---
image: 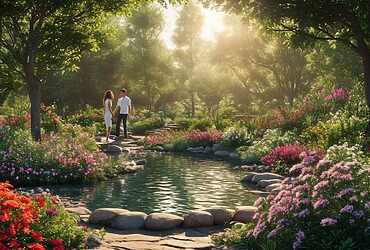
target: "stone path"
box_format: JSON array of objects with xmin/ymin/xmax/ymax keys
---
[{"xmin": 95, "ymin": 226, "xmax": 224, "ymax": 250}]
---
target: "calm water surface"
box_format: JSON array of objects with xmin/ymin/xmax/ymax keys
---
[{"xmin": 45, "ymin": 153, "xmax": 259, "ymax": 215}]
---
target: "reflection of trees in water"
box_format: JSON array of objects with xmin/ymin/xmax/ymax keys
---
[{"xmin": 49, "ymin": 154, "xmax": 259, "ymax": 214}]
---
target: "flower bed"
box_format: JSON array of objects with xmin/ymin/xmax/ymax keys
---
[
  {"xmin": 0, "ymin": 182, "xmax": 89, "ymax": 249},
  {"xmin": 214, "ymin": 154, "xmax": 370, "ymax": 249}
]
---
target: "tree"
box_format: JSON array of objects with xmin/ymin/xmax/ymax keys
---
[
  {"xmin": 213, "ymin": 16, "xmax": 315, "ymax": 107},
  {"xmin": 206, "ymin": 0, "xmax": 370, "ymax": 133},
  {"xmin": 172, "ymin": 3, "xmax": 205, "ymax": 117},
  {"xmin": 0, "ymin": 0, "xmax": 173, "ymax": 141},
  {"xmin": 121, "ymin": 3, "xmax": 174, "ymax": 111}
]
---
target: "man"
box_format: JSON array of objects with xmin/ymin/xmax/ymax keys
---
[{"xmin": 113, "ymin": 88, "xmax": 131, "ymax": 138}]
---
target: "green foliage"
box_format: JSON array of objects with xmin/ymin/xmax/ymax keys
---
[
  {"xmin": 189, "ymin": 118, "xmax": 213, "ymax": 131},
  {"xmin": 130, "ymin": 116, "xmax": 165, "ymax": 135},
  {"xmin": 223, "ymin": 127, "xmax": 251, "ymax": 148},
  {"xmin": 174, "ymin": 117, "xmax": 198, "ymax": 130},
  {"xmin": 68, "ymin": 105, "xmax": 105, "ymax": 135},
  {"xmin": 325, "ymin": 143, "xmax": 367, "ymax": 165}
]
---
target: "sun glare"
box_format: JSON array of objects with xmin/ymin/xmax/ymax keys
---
[{"xmin": 201, "ymin": 9, "xmax": 225, "ymax": 40}]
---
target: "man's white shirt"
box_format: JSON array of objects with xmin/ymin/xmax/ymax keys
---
[{"xmin": 117, "ymin": 96, "xmax": 131, "ymax": 114}]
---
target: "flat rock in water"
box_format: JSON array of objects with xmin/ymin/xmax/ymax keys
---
[
  {"xmin": 251, "ymin": 173, "xmax": 284, "ymax": 183},
  {"xmin": 187, "ymin": 146, "xmax": 204, "ymax": 153},
  {"xmin": 203, "ymin": 146, "xmax": 213, "ymax": 154},
  {"xmin": 241, "ymin": 172, "xmax": 257, "ymax": 182},
  {"xmin": 214, "ymin": 151, "xmax": 231, "ymax": 157},
  {"xmin": 229, "ymin": 153, "xmax": 240, "ymax": 159},
  {"xmin": 125, "ymin": 165, "xmax": 144, "ymax": 173},
  {"xmin": 240, "ymin": 165, "xmax": 258, "ymax": 172},
  {"xmin": 89, "ymin": 208, "xmax": 129, "ymax": 226},
  {"xmin": 145, "ymin": 213, "xmax": 184, "ymax": 230},
  {"xmin": 66, "ymin": 207, "xmax": 91, "ymax": 216},
  {"xmin": 233, "ymin": 206, "xmax": 257, "ymax": 223},
  {"xmin": 203, "ymin": 207, "xmax": 232, "ymax": 225},
  {"xmin": 105, "ymin": 145, "xmax": 123, "ymax": 153},
  {"xmin": 182, "ymin": 211, "xmax": 213, "ymax": 228},
  {"xmin": 111, "ymin": 212, "xmax": 147, "ymax": 230},
  {"xmin": 257, "ymin": 179, "xmax": 282, "ymax": 188},
  {"xmin": 266, "ymin": 183, "xmax": 282, "ymax": 192}
]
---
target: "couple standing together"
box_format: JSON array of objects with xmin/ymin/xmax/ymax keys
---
[{"xmin": 103, "ymin": 88, "xmax": 132, "ymax": 142}]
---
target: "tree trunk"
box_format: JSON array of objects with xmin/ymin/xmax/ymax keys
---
[
  {"xmin": 191, "ymin": 91, "xmax": 195, "ymax": 117},
  {"xmin": 362, "ymin": 52, "xmax": 370, "ymax": 130},
  {"xmin": 26, "ymin": 81, "xmax": 41, "ymax": 141}
]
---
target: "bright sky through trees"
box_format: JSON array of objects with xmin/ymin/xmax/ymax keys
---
[{"xmin": 161, "ymin": 4, "xmax": 225, "ymax": 48}]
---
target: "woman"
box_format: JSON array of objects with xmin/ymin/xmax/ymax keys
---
[{"xmin": 103, "ymin": 90, "xmax": 114, "ymax": 143}]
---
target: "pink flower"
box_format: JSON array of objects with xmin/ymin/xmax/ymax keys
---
[
  {"xmin": 321, "ymin": 218, "xmax": 337, "ymax": 226},
  {"xmin": 340, "ymin": 205, "xmax": 354, "ymax": 213}
]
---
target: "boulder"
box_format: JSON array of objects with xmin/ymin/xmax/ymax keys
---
[
  {"xmin": 240, "ymin": 165, "xmax": 258, "ymax": 172},
  {"xmin": 66, "ymin": 207, "xmax": 91, "ymax": 216},
  {"xmin": 251, "ymin": 173, "xmax": 284, "ymax": 183},
  {"xmin": 125, "ymin": 165, "xmax": 144, "ymax": 173},
  {"xmin": 241, "ymin": 172, "xmax": 257, "ymax": 182},
  {"xmin": 111, "ymin": 212, "xmax": 147, "ymax": 230},
  {"xmin": 182, "ymin": 211, "xmax": 213, "ymax": 228},
  {"xmin": 104, "ymin": 145, "xmax": 123, "ymax": 153},
  {"xmin": 229, "ymin": 153, "xmax": 240, "ymax": 159},
  {"xmin": 203, "ymin": 146, "xmax": 213, "ymax": 154},
  {"xmin": 266, "ymin": 183, "xmax": 282, "ymax": 192},
  {"xmin": 187, "ymin": 146, "xmax": 204, "ymax": 153},
  {"xmin": 203, "ymin": 207, "xmax": 232, "ymax": 225},
  {"xmin": 145, "ymin": 213, "xmax": 184, "ymax": 230},
  {"xmin": 87, "ymin": 234, "xmax": 101, "ymax": 248},
  {"xmin": 257, "ymin": 179, "xmax": 282, "ymax": 188},
  {"xmin": 89, "ymin": 208, "xmax": 129, "ymax": 226},
  {"xmin": 271, "ymin": 188, "xmax": 280, "ymax": 195},
  {"xmin": 233, "ymin": 206, "xmax": 258, "ymax": 223},
  {"xmin": 135, "ymin": 159, "xmax": 147, "ymax": 165},
  {"xmin": 214, "ymin": 151, "xmax": 231, "ymax": 157}
]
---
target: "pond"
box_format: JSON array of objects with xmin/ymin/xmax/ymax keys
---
[{"xmin": 43, "ymin": 153, "xmax": 259, "ymax": 215}]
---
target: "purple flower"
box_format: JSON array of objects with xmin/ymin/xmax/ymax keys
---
[
  {"xmin": 340, "ymin": 205, "xmax": 354, "ymax": 213},
  {"xmin": 299, "ymin": 198, "xmax": 310, "ymax": 206},
  {"xmin": 337, "ymin": 188, "xmax": 353, "ymax": 198},
  {"xmin": 364, "ymin": 202, "xmax": 370, "ymax": 209},
  {"xmin": 46, "ymin": 209, "xmax": 58, "ymax": 216},
  {"xmin": 349, "ymin": 219, "xmax": 355, "ymax": 225},
  {"xmin": 276, "ymin": 218, "xmax": 288, "ymax": 228},
  {"xmin": 293, "ymin": 240, "xmax": 301, "ymax": 249},
  {"xmin": 349, "ymin": 196, "xmax": 358, "ymax": 202},
  {"xmin": 296, "ymin": 209, "xmax": 310, "ymax": 218},
  {"xmin": 296, "ymin": 231, "xmax": 305, "ymax": 242},
  {"xmin": 303, "ymin": 156, "xmax": 316, "ymax": 164},
  {"xmin": 321, "ymin": 218, "xmax": 337, "ymax": 226},
  {"xmin": 267, "ymin": 229, "xmax": 278, "ymax": 238},
  {"xmin": 252, "ymin": 222, "xmax": 266, "ymax": 237},
  {"xmin": 352, "ymin": 210, "xmax": 364, "ymax": 218}
]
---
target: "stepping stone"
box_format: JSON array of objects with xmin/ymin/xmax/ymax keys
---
[
  {"xmin": 203, "ymin": 207, "xmax": 232, "ymax": 225},
  {"xmin": 145, "ymin": 213, "xmax": 184, "ymax": 230},
  {"xmin": 182, "ymin": 211, "xmax": 213, "ymax": 228},
  {"xmin": 257, "ymin": 179, "xmax": 282, "ymax": 188},
  {"xmin": 214, "ymin": 151, "xmax": 231, "ymax": 157},
  {"xmin": 111, "ymin": 212, "xmax": 147, "ymax": 230},
  {"xmin": 104, "ymin": 145, "xmax": 123, "ymax": 153},
  {"xmin": 241, "ymin": 172, "xmax": 257, "ymax": 182},
  {"xmin": 233, "ymin": 206, "xmax": 257, "ymax": 223},
  {"xmin": 66, "ymin": 207, "xmax": 91, "ymax": 216},
  {"xmin": 251, "ymin": 173, "xmax": 285, "ymax": 183},
  {"xmin": 266, "ymin": 183, "xmax": 281, "ymax": 192},
  {"xmin": 89, "ymin": 208, "xmax": 129, "ymax": 226}
]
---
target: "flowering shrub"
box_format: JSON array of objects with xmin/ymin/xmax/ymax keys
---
[
  {"xmin": 185, "ymin": 130, "xmax": 223, "ymax": 146},
  {"xmin": 0, "ymin": 182, "xmax": 88, "ymax": 249},
  {"xmin": 325, "ymin": 143, "xmax": 366, "ymax": 164},
  {"xmin": 68, "ymin": 105, "xmax": 105, "ymax": 135},
  {"xmin": 261, "ymin": 144, "xmax": 306, "ymax": 174},
  {"xmin": 223, "ymin": 127, "xmax": 251, "ymax": 148},
  {"xmin": 0, "ymin": 122, "xmax": 112, "ymax": 185},
  {"xmin": 214, "ymin": 155, "xmax": 370, "ymax": 249},
  {"xmin": 257, "ymin": 87, "xmax": 351, "ymax": 131},
  {"xmin": 41, "ymin": 105, "xmax": 63, "ymax": 133}
]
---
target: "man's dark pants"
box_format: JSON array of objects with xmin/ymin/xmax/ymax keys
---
[{"xmin": 116, "ymin": 114, "xmax": 128, "ymax": 138}]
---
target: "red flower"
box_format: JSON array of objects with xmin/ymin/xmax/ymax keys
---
[
  {"xmin": 9, "ymin": 239, "xmax": 21, "ymax": 248},
  {"xmin": 28, "ymin": 243, "xmax": 45, "ymax": 250},
  {"xmin": 32, "ymin": 230, "xmax": 43, "ymax": 242},
  {"xmin": 49, "ymin": 239, "xmax": 63, "ymax": 246},
  {"xmin": 309, "ymin": 105, "xmax": 315, "ymax": 112}
]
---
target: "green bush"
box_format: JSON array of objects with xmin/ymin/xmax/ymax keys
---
[
  {"xmin": 68, "ymin": 105, "xmax": 105, "ymax": 135},
  {"xmin": 223, "ymin": 127, "xmax": 252, "ymax": 148},
  {"xmin": 130, "ymin": 116, "xmax": 165, "ymax": 135},
  {"xmin": 174, "ymin": 117, "xmax": 198, "ymax": 129},
  {"xmin": 189, "ymin": 118, "xmax": 213, "ymax": 131}
]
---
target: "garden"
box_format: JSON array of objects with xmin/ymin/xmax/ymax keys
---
[{"xmin": 1, "ymin": 0, "xmax": 370, "ymax": 249}]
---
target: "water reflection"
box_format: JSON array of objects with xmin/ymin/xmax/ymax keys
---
[{"xmin": 46, "ymin": 153, "xmax": 259, "ymax": 215}]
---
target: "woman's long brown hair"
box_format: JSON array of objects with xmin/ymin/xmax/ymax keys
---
[{"xmin": 103, "ymin": 90, "xmax": 114, "ymax": 107}]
